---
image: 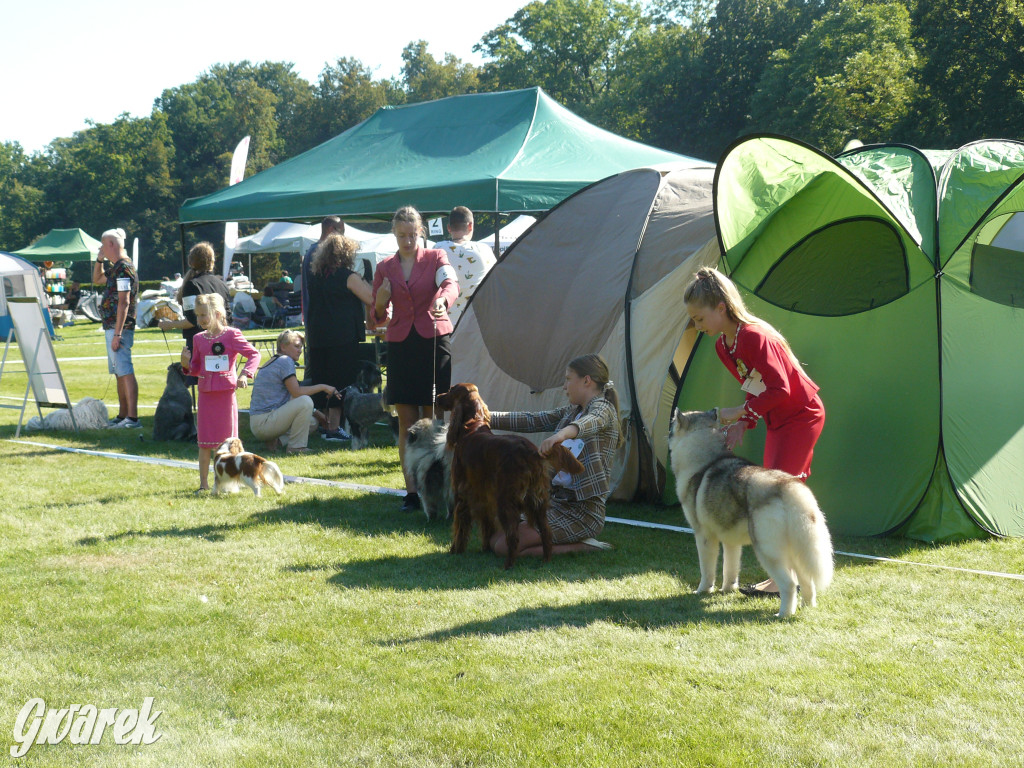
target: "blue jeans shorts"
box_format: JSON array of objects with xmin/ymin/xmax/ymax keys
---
[{"xmin": 105, "ymin": 328, "xmax": 135, "ymax": 376}]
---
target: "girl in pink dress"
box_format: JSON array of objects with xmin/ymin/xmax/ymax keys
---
[{"xmin": 181, "ymin": 293, "xmax": 260, "ymax": 493}]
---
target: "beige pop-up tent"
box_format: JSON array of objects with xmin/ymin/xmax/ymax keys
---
[{"xmin": 450, "ymin": 163, "xmax": 718, "ymax": 500}]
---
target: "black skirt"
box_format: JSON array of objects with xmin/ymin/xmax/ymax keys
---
[{"xmin": 386, "ymin": 328, "xmax": 452, "ymax": 406}]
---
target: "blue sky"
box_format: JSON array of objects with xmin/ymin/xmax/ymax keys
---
[{"xmin": 1, "ymin": 0, "xmax": 527, "ymax": 153}]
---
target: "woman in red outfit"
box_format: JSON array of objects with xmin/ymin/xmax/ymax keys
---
[
  {"xmin": 372, "ymin": 206, "xmax": 460, "ymax": 512},
  {"xmin": 683, "ymin": 266, "xmax": 825, "ymax": 596}
]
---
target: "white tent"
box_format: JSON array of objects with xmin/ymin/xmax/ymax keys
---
[
  {"xmin": 475, "ymin": 215, "xmax": 537, "ymax": 255},
  {"xmin": 450, "ymin": 164, "xmax": 718, "ymax": 501},
  {"xmin": 233, "ymin": 221, "xmax": 411, "ymax": 280},
  {"xmin": 1, "ymin": 252, "xmax": 54, "ymax": 339}
]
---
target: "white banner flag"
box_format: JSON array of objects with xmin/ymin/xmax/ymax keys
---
[
  {"xmin": 132, "ymin": 237, "xmax": 139, "ymax": 271},
  {"xmin": 223, "ymin": 135, "xmax": 251, "ymax": 279}
]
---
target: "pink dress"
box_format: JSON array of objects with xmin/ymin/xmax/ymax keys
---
[{"xmin": 189, "ymin": 328, "xmax": 260, "ymax": 449}]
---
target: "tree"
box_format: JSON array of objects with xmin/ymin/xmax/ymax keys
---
[
  {"xmin": 678, "ymin": 0, "xmax": 836, "ymax": 159},
  {"xmin": 155, "ymin": 62, "xmax": 286, "ymax": 205},
  {"xmin": 0, "ymin": 142, "xmax": 46, "ymax": 251},
  {"xmin": 38, "ymin": 114, "xmax": 179, "ymax": 278},
  {"xmin": 751, "ymin": 0, "xmax": 918, "ymax": 153},
  {"xmin": 303, "ymin": 58, "xmax": 403, "ymax": 149},
  {"xmin": 910, "ymin": 0, "xmax": 1024, "ymax": 146},
  {"xmin": 475, "ymin": 0, "xmax": 650, "ymax": 121},
  {"xmin": 401, "ymin": 41, "xmax": 480, "ymax": 103}
]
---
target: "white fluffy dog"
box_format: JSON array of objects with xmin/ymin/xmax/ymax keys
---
[
  {"xmin": 212, "ymin": 438, "xmax": 285, "ymax": 497},
  {"xmin": 26, "ymin": 397, "xmax": 109, "ymax": 431}
]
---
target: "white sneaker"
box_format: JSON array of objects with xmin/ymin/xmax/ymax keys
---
[{"xmin": 112, "ymin": 418, "xmax": 142, "ymax": 429}]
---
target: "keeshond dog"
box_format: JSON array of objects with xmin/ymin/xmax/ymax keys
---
[
  {"xmin": 668, "ymin": 409, "xmax": 833, "ymax": 618},
  {"xmin": 404, "ymin": 418, "xmax": 452, "ymax": 521}
]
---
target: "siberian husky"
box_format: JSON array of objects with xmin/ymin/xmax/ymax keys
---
[{"xmin": 668, "ymin": 409, "xmax": 833, "ymax": 618}]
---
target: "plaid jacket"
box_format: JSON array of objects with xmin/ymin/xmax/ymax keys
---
[{"xmin": 490, "ymin": 397, "xmax": 620, "ymax": 501}]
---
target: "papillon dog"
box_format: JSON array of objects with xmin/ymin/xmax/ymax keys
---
[{"xmin": 213, "ymin": 438, "xmax": 285, "ymax": 497}]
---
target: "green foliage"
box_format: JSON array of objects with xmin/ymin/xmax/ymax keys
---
[
  {"xmin": 303, "ymin": 57, "xmax": 403, "ymax": 150},
  {"xmin": 401, "ymin": 41, "xmax": 481, "ymax": 103},
  {"xmin": 0, "ymin": 141, "xmax": 46, "ymax": 250},
  {"xmin": 909, "ymin": 0, "xmax": 1024, "ymax": 146},
  {"xmin": 752, "ymin": 0, "xmax": 919, "ymax": 153},
  {"xmin": 476, "ymin": 0, "xmax": 650, "ymax": 122},
  {"xmin": 3, "ymin": 0, "xmax": 1024, "ymax": 283}
]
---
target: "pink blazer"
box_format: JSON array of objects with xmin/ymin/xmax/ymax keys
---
[
  {"xmin": 371, "ymin": 247, "xmax": 460, "ymax": 342},
  {"xmin": 189, "ymin": 328, "xmax": 261, "ymax": 393}
]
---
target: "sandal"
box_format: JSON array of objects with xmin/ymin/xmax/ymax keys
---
[
  {"xmin": 193, "ymin": 487, "xmax": 210, "ymax": 496},
  {"xmin": 581, "ymin": 537, "xmax": 614, "ymax": 551}
]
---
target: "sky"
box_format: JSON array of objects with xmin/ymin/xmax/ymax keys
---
[{"xmin": 1, "ymin": 0, "xmax": 529, "ymax": 153}]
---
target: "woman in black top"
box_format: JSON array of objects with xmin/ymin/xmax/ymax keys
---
[
  {"xmin": 307, "ymin": 233, "xmax": 374, "ymax": 439},
  {"xmin": 158, "ymin": 242, "xmax": 231, "ymax": 351}
]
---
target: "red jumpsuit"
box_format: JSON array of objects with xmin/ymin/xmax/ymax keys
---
[{"xmin": 716, "ymin": 323, "xmax": 824, "ymax": 479}]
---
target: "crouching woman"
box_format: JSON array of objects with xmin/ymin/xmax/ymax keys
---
[
  {"xmin": 489, "ymin": 353, "xmax": 622, "ymax": 558},
  {"xmin": 249, "ymin": 330, "xmax": 339, "ymax": 455}
]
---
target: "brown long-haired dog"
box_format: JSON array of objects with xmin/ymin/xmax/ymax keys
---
[{"xmin": 436, "ymin": 383, "xmax": 585, "ymax": 569}]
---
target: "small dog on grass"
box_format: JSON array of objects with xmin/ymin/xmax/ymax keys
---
[
  {"xmin": 404, "ymin": 418, "xmax": 452, "ymax": 521},
  {"xmin": 668, "ymin": 409, "xmax": 833, "ymax": 618},
  {"xmin": 26, "ymin": 396, "xmax": 109, "ymax": 431},
  {"xmin": 153, "ymin": 362, "xmax": 196, "ymax": 442},
  {"xmin": 339, "ymin": 385, "xmax": 400, "ymax": 450},
  {"xmin": 212, "ymin": 438, "xmax": 285, "ymax": 497}
]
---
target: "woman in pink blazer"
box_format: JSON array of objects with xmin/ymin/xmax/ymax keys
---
[{"xmin": 372, "ymin": 206, "xmax": 460, "ymax": 512}]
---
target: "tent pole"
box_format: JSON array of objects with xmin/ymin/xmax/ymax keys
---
[{"xmin": 179, "ymin": 225, "xmax": 188, "ymax": 275}]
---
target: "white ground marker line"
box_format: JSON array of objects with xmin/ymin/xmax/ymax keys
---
[{"xmin": 7, "ymin": 439, "xmax": 1024, "ymax": 581}]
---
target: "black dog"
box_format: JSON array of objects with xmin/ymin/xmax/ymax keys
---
[
  {"xmin": 153, "ymin": 362, "xmax": 196, "ymax": 441},
  {"xmin": 354, "ymin": 360, "xmax": 383, "ymax": 393}
]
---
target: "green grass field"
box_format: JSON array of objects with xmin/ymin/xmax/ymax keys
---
[{"xmin": 1, "ymin": 322, "xmax": 1023, "ymax": 767}]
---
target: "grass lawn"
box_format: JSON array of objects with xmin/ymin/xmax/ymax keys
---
[{"xmin": 1, "ymin": 322, "xmax": 1023, "ymax": 766}]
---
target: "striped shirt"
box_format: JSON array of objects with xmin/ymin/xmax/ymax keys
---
[{"xmin": 490, "ymin": 396, "xmax": 620, "ymax": 501}]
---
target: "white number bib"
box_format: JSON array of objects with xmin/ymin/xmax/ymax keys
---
[
  {"xmin": 740, "ymin": 369, "xmax": 767, "ymax": 396},
  {"xmin": 116, "ymin": 277, "xmax": 132, "ymax": 292},
  {"xmin": 552, "ymin": 438, "xmax": 585, "ymax": 488},
  {"xmin": 182, "ymin": 295, "xmax": 196, "ymax": 311},
  {"xmin": 205, "ymin": 355, "xmax": 230, "ymax": 372}
]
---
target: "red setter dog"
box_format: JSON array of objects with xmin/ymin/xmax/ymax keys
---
[{"xmin": 436, "ymin": 383, "xmax": 585, "ymax": 569}]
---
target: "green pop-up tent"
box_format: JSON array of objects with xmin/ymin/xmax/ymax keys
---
[
  {"xmin": 13, "ymin": 229, "xmax": 101, "ymax": 263},
  {"xmin": 178, "ymin": 87, "xmax": 693, "ymax": 224},
  {"xmin": 671, "ymin": 135, "xmax": 1024, "ymax": 541}
]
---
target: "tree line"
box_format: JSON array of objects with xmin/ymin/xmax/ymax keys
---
[{"xmin": 2, "ymin": 0, "xmax": 1022, "ymax": 279}]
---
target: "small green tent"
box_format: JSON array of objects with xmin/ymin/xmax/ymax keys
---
[
  {"xmin": 178, "ymin": 88, "xmax": 692, "ymax": 224},
  {"xmin": 671, "ymin": 135, "xmax": 1024, "ymax": 541},
  {"xmin": 13, "ymin": 229, "xmax": 101, "ymax": 263}
]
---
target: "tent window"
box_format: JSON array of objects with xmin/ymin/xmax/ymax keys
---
[
  {"xmin": 971, "ymin": 212, "xmax": 1024, "ymax": 307},
  {"xmin": 756, "ymin": 218, "xmax": 909, "ymax": 316}
]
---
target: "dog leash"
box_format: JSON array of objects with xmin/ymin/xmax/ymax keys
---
[{"xmin": 431, "ymin": 318, "xmax": 439, "ymax": 422}]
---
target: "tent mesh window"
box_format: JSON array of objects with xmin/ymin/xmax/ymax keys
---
[
  {"xmin": 971, "ymin": 244, "xmax": 1024, "ymax": 307},
  {"xmin": 756, "ymin": 217, "xmax": 909, "ymax": 316}
]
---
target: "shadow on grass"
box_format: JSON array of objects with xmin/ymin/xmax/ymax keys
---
[
  {"xmin": 393, "ymin": 592, "xmax": 783, "ymax": 641},
  {"xmin": 75, "ymin": 491, "xmax": 452, "ymax": 547}
]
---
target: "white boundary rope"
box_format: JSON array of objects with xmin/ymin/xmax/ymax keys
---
[{"xmin": 7, "ymin": 439, "xmax": 1024, "ymax": 582}]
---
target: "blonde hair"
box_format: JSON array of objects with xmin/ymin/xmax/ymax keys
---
[
  {"xmin": 683, "ymin": 267, "xmax": 797, "ymax": 361},
  {"xmin": 277, "ymin": 329, "xmax": 304, "ymax": 352},
  {"xmin": 567, "ymin": 353, "xmax": 624, "ymax": 447},
  {"xmin": 195, "ymin": 292, "xmax": 227, "ymax": 323},
  {"xmin": 392, "ymin": 205, "xmax": 424, "ymax": 235},
  {"xmin": 178, "ymin": 242, "xmax": 217, "ymax": 302},
  {"xmin": 312, "ymin": 233, "xmax": 358, "ymax": 275}
]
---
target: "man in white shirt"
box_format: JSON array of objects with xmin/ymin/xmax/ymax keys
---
[{"xmin": 432, "ymin": 206, "xmax": 496, "ymax": 328}]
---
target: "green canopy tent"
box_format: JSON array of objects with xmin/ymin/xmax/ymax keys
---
[
  {"xmin": 13, "ymin": 229, "xmax": 101, "ymax": 263},
  {"xmin": 178, "ymin": 87, "xmax": 693, "ymax": 225},
  {"xmin": 670, "ymin": 135, "xmax": 1024, "ymax": 541}
]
